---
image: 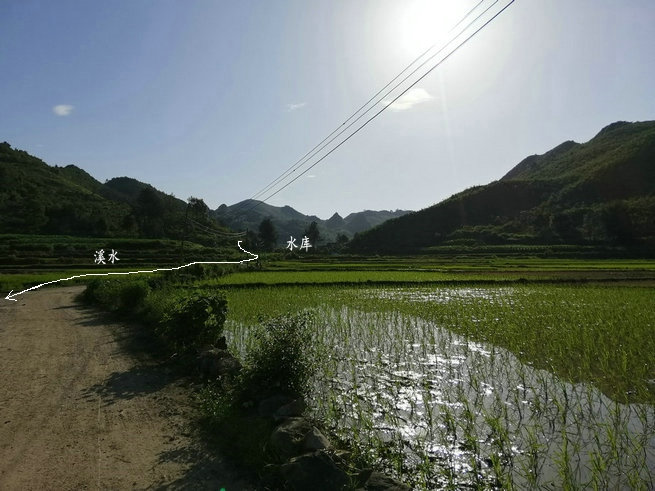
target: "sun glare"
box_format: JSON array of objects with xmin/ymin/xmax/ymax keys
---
[{"xmin": 400, "ymin": 0, "xmax": 468, "ymax": 56}]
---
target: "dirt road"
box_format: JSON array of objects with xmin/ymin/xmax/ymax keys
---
[{"xmin": 0, "ymin": 286, "xmax": 251, "ymax": 490}]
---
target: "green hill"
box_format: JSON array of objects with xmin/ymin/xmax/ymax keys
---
[
  {"xmin": 0, "ymin": 142, "xmax": 225, "ymax": 243},
  {"xmin": 0, "ymin": 142, "xmax": 132, "ymax": 236},
  {"xmin": 0, "ymin": 142, "xmax": 408, "ymax": 253},
  {"xmin": 349, "ymin": 120, "xmax": 655, "ymax": 254}
]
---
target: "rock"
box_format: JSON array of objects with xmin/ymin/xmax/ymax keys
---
[
  {"xmin": 332, "ymin": 448, "xmax": 352, "ymax": 464},
  {"xmin": 270, "ymin": 417, "xmax": 332, "ymax": 459},
  {"xmin": 303, "ymin": 426, "xmax": 331, "ymax": 451},
  {"xmin": 274, "ymin": 398, "xmax": 307, "ymax": 420},
  {"xmin": 362, "ymin": 471, "xmax": 411, "ymax": 491},
  {"xmin": 261, "ymin": 463, "xmax": 282, "ymax": 488},
  {"xmin": 217, "ymin": 354, "xmax": 242, "ymax": 375},
  {"xmin": 280, "ymin": 450, "xmax": 349, "ymax": 491},
  {"xmin": 216, "ymin": 336, "xmax": 228, "ymax": 350},
  {"xmin": 197, "ymin": 348, "xmax": 242, "ymax": 379},
  {"xmin": 258, "ymin": 394, "xmax": 294, "ymax": 417},
  {"xmin": 269, "ymin": 417, "xmax": 313, "ymax": 459}
]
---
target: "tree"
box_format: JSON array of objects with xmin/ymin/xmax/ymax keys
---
[
  {"xmin": 258, "ymin": 217, "xmax": 277, "ymax": 251},
  {"xmin": 136, "ymin": 187, "xmax": 165, "ymax": 237},
  {"xmin": 187, "ymin": 196, "xmax": 209, "ymax": 221},
  {"xmin": 136, "ymin": 187, "xmax": 164, "ymax": 219},
  {"xmin": 304, "ymin": 221, "xmax": 320, "ymax": 249},
  {"xmin": 602, "ymin": 202, "xmax": 635, "ymax": 244}
]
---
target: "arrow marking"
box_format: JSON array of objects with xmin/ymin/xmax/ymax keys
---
[{"xmin": 4, "ymin": 241, "xmax": 258, "ymax": 302}]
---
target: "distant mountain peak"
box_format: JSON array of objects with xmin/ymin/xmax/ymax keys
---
[
  {"xmin": 326, "ymin": 212, "xmax": 344, "ymax": 226},
  {"xmin": 211, "ymin": 201, "xmax": 412, "ymax": 245},
  {"xmin": 593, "ymin": 121, "xmax": 631, "ymax": 139},
  {"xmin": 502, "ymin": 140, "xmax": 579, "ymax": 181}
]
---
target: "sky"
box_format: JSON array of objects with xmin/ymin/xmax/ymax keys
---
[{"xmin": 2, "ymin": 0, "xmax": 654, "ymax": 219}]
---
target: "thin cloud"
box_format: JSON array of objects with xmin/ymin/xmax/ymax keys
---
[
  {"xmin": 286, "ymin": 102, "xmax": 307, "ymax": 112},
  {"xmin": 383, "ymin": 88, "xmax": 433, "ymax": 111},
  {"xmin": 53, "ymin": 104, "xmax": 74, "ymax": 116}
]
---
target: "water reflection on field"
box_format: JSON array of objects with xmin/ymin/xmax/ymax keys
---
[{"xmin": 228, "ymin": 286, "xmax": 655, "ymax": 488}]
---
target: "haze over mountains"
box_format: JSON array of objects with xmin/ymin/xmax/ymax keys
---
[
  {"xmin": 350, "ymin": 120, "xmax": 655, "ymax": 253},
  {"xmin": 213, "ymin": 201, "xmax": 410, "ymax": 245}
]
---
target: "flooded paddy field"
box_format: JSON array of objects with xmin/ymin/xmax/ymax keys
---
[{"xmin": 223, "ymin": 285, "xmax": 655, "ymax": 488}]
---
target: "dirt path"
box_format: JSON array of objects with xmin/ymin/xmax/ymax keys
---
[{"xmin": 0, "ymin": 286, "xmax": 251, "ymax": 490}]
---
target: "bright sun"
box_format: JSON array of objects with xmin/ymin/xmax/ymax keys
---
[{"xmin": 400, "ymin": 0, "xmax": 469, "ymax": 56}]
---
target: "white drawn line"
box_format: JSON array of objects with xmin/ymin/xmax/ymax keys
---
[{"xmin": 4, "ymin": 241, "xmax": 258, "ymax": 302}]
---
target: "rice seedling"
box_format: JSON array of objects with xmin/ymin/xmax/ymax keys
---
[{"xmin": 220, "ymin": 283, "xmax": 655, "ymax": 488}]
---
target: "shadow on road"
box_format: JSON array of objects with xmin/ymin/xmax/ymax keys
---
[
  {"xmin": 81, "ymin": 364, "xmax": 181, "ymax": 407},
  {"xmin": 72, "ymin": 294, "xmax": 255, "ymax": 489},
  {"xmin": 75, "ymin": 304, "xmax": 184, "ymax": 406}
]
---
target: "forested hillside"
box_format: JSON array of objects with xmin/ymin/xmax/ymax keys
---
[
  {"xmin": 0, "ymin": 142, "xmax": 223, "ymax": 243},
  {"xmin": 349, "ymin": 120, "xmax": 655, "ymax": 253}
]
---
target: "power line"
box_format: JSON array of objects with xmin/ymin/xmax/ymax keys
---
[
  {"xmin": 186, "ymin": 216, "xmax": 246, "ymax": 237},
  {"xmin": 247, "ymin": 0, "xmax": 516, "ymax": 209},
  {"xmin": 240, "ymin": 0, "xmax": 513, "ymax": 216},
  {"xmin": 232, "ymin": 1, "xmax": 487, "ymax": 214}
]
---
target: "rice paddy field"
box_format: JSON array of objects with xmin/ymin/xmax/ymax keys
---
[{"xmin": 215, "ymin": 267, "xmax": 655, "ymax": 489}]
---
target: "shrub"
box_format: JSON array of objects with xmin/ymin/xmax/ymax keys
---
[
  {"xmin": 159, "ymin": 291, "xmax": 228, "ymax": 352},
  {"xmin": 82, "ymin": 277, "xmax": 150, "ymax": 312},
  {"xmin": 82, "ymin": 278, "xmax": 122, "ymax": 309},
  {"xmin": 241, "ymin": 312, "xmax": 315, "ymax": 398},
  {"xmin": 82, "ymin": 278, "xmax": 229, "ymax": 354},
  {"xmin": 117, "ymin": 279, "xmax": 150, "ymax": 312}
]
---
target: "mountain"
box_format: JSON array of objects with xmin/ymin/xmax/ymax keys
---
[
  {"xmin": 0, "ymin": 142, "xmax": 410, "ymax": 247},
  {"xmin": 0, "ymin": 142, "xmax": 219, "ymax": 241},
  {"xmin": 349, "ymin": 120, "xmax": 655, "ymax": 253},
  {"xmin": 212, "ymin": 200, "xmax": 411, "ymax": 245}
]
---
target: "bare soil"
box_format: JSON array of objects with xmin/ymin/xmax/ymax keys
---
[{"xmin": 0, "ymin": 286, "xmax": 252, "ymax": 490}]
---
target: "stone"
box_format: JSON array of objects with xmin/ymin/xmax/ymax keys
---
[
  {"xmin": 197, "ymin": 348, "xmax": 242, "ymax": 379},
  {"xmin": 363, "ymin": 471, "xmax": 411, "ymax": 491},
  {"xmin": 269, "ymin": 417, "xmax": 313, "ymax": 460},
  {"xmin": 274, "ymin": 398, "xmax": 307, "ymax": 420},
  {"xmin": 303, "ymin": 426, "xmax": 331, "ymax": 452},
  {"xmin": 258, "ymin": 394, "xmax": 294, "ymax": 417},
  {"xmin": 280, "ymin": 450, "xmax": 349, "ymax": 491},
  {"xmin": 215, "ymin": 353, "xmax": 242, "ymax": 375},
  {"xmin": 216, "ymin": 335, "xmax": 228, "ymax": 350}
]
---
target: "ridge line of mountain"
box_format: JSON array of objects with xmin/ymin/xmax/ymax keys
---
[{"xmin": 348, "ymin": 119, "xmax": 655, "ymax": 253}]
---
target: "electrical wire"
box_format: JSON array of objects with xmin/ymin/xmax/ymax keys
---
[
  {"xmin": 231, "ymin": 0, "xmax": 487, "ymax": 213},
  {"xmin": 186, "ymin": 216, "xmax": 246, "ymax": 237},
  {"xmin": 240, "ymin": 0, "xmax": 514, "ymax": 215}
]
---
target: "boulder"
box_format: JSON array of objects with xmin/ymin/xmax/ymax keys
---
[
  {"xmin": 270, "ymin": 417, "xmax": 332, "ymax": 460},
  {"xmin": 303, "ymin": 426, "xmax": 331, "ymax": 452},
  {"xmin": 274, "ymin": 398, "xmax": 307, "ymax": 420},
  {"xmin": 258, "ymin": 394, "xmax": 294, "ymax": 417},
  {"xmin": 361, "ymin": 470, "xmax": 411, "ymax": 491},
  {"xmin": 280, "ymin": 450, "xmax": 349, "ymax": 491},
  {"xmin": 269, "ymin": 417, "xmax": 313, "ymax": 459},
  {"xmin": 197, "ymin": 348, "xmax": 242, "ymax": 379}
]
